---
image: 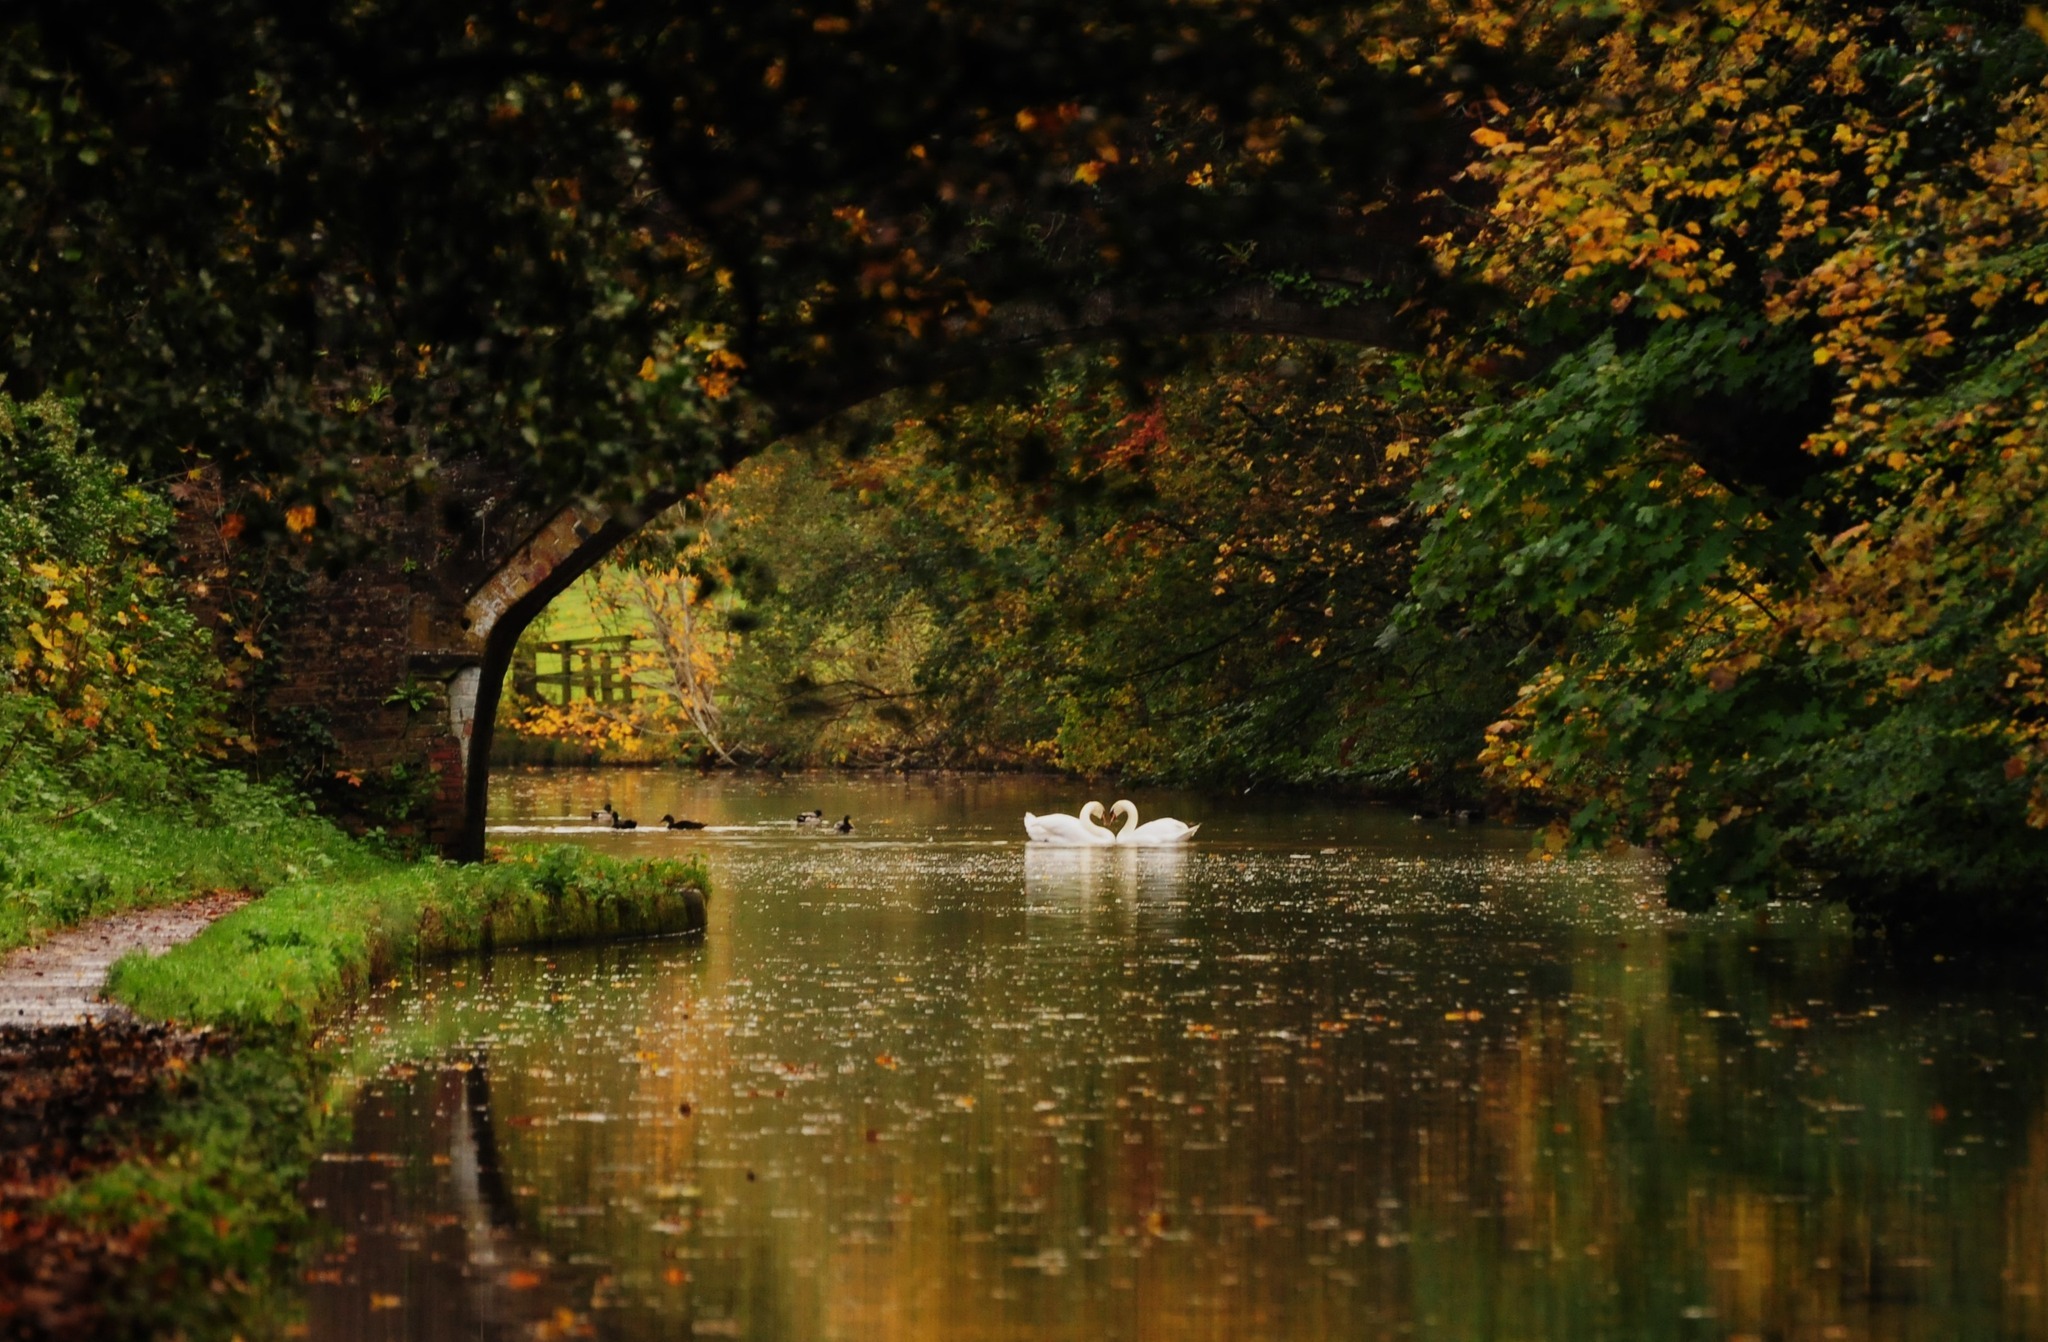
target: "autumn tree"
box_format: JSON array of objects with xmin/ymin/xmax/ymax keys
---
[
  {"xmin": 1405, "ymin": 1, "xmax": 2048, "ymax": 920},
  {"xmin": 0, "ymin": 396, "xmax": 220, "ymax": 810},
  {"xmin": 498, "ymin": 507, "xmax": 735, "ymax": 762}
]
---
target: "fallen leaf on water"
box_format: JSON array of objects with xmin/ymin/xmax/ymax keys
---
[
  {"xmin": 875, "ymin": 1053, "xmax": 898, "ymax": 1069},
  {"xmin": 370, "ymin": 1293, "xmax": 402, "ymax": 1310},
  {"xmin": 507, "ymin": 1269, "xmax": 543, "ymax": 1290}
]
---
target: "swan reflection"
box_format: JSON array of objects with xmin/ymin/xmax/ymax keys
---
[{"xmin": 1024, "ymin": 842, "xmax": 1194, "ymax": 905}]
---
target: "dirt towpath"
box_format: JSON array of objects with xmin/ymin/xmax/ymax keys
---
[{"xmin": 0, "ymin": 892, "xmax": 249, "ymax": 1027}]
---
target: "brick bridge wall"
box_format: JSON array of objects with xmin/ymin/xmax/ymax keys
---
[{"xmin": 245, "ymin": 458, "xmax": 656, "ymax": 858}]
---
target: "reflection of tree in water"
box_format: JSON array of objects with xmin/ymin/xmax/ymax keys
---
[
  {"xmin": 1397, "ymin": 935, "xmax": 2048, "ymax": 1342},
  {"xmin": 301, "ymin": 840, "xmax": 2048, "ymax": 1342},
  {"xmin": 307, "ymin": 1050, "xmax": 595, "ymax": 1342}
]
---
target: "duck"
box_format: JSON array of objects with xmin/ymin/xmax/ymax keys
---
[
  {"xmin": 611, "ymin": 814, "xmax": 638, "ymax": 830},
  {"xmin": 592, "ymin": 806, "xmax": 617, "ymax": 826},
  {"xmin": 1023, "ymin": 801, "xmax": 1116, "ymax": 846},
  {"xmin": 1108, "ymin": 799, "xmax": 1200, "ymax": 845},
  {"xmin": 659, "ymin": 814, "xmax": 706, "ymax": 830},
  {"xmin": 835, "ymin": 815, "xmax": 854, "ymax": 833},
  {"xmin": 796, "ymin": 809, "xmax": 825, "ymax": 825}
]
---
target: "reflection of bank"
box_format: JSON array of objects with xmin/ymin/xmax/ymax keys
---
[
  {"xmin": 1024, "ymin": 843, "xmax": 1195, "ymax": 907},
  {"xmin": 307, "ymin": 1049, "xmax": 592, "ymax": 1342}
]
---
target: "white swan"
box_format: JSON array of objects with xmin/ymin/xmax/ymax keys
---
[
  {"xmin": 1023, "ymin": 800, "xmax": 1116, "ymax": 846},
  {"xmin": 1109, "ymin": 799, "xmax": 1200, "ymax": 845}
]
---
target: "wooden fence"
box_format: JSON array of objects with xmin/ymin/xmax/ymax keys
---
[{"xmin": 511, "ymin": 634, "xmax": 638, "ymax": 706}]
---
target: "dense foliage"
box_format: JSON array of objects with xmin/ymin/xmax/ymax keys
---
[
  {"xmin": 503, "ymin": 339, "xmax": 1515, "ymax": 800},
  {"xmin": 2, "ymin": 0, "xmax": 2046, "ymax": 920},
  {"xmin": 1406, "ymin": 1, "xmax": 2048, "ymax": 915},
  {"xmin": 498, "ymin": 3, "xmax": 2048, "ymax": 918},
  {"xmin": 0, "ymin": 395, "xmax": 220, "ymax": 814},
  {"xmin": 0, "ymin": 0, "xmax": 1457, "ymax": 532}
]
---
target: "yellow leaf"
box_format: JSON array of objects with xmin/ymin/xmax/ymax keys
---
[
  {"xmin": 285, "ymin": 504, "xmax": 317, "ymax": 534},
  {"xmin": 43, "ymin": 590, "xmax": 68, "ymax": 610},
  {"xmin": 2028, "ymin": 7, "xmax": 2048, "ymax": 44},
  {"xmin": 1073, "ymin": 161, "xmax": 1103, "ymax": 185},
  {"xmin": 638, "ymin": 356, "xmax": 660, "ymax": 381}
]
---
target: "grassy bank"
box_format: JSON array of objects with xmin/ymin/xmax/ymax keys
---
[
  {"xmin": 0, "ymin": 775, "xmax": 360, "ymax": 955},
  {"xmin": 107, "ymin": 841, "xmax": 707, "ymax": 1033},
  {"xmin": 4, "ymin": 796, "xmax": 707, "ymax": 1341}
]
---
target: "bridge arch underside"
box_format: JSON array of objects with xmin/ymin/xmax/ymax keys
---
[
  {"xmin": 451, "ymin": 502, "xmax": 661, "ymax": 857},
  {"xmin": 311, "ymin": 310, "xmax": 1413, "ymax": 859}
]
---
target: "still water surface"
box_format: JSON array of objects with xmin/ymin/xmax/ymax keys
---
[{"xmin": 305, "ymin": 770, "xmax": 2048, "ymax": 1341}]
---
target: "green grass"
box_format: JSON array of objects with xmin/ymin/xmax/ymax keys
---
[
  {"xmin": 0, "ymin": 773, "xmax": 358, "ymax": 953},
  {"xmin": 526, "ymin": 567, "xmax": 655, "ymax": 644},
  {"xmin": 6, "ymin": 776, "xmax": 710, "ymax": 1340},
  {"xmin": 107, "ymin": 842, "xmax": 708, "ymax": 1034}
]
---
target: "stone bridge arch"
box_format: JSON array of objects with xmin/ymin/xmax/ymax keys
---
[
  {"xmin": 282, "ymin": 286, "xmax": 1420, "ymax": 858},
  {"xmin": 279, "ymin": 475, "xmax": 659, "ymax": 860}
]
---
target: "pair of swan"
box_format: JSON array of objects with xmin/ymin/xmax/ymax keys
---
[{"xmin": 1023, "ymin": 800, "xmax": 1199, "ymax": 847}]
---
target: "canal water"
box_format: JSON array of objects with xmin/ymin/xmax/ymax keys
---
[{"xmin": 303, "ymin": 770, "xmax": 2048, "ymax": 1342}]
